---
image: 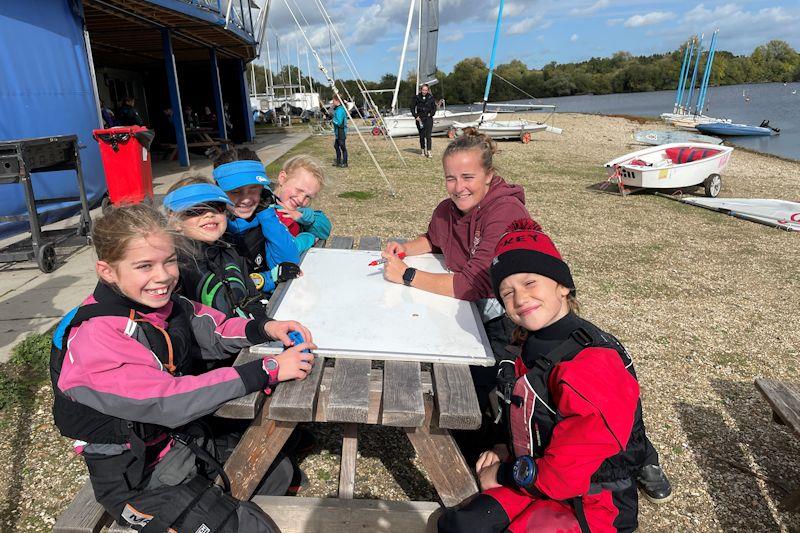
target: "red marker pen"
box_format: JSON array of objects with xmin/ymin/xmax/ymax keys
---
[{"xmin": 368, "ymin": 252, "xmax": 406, "ymax": 266}]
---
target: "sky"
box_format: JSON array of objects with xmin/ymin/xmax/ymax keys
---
[{"xmin": 253, "ymin": 0, "xmax": 800, "ymax": 84}]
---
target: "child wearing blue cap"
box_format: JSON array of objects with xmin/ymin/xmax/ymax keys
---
[
  {"xmin": 163, "ymin": 177, "xmax": 267, "ymax": 321},
  {"xmin": 212, "ymin": 158, "xmax": 302, "ymax": 295}
]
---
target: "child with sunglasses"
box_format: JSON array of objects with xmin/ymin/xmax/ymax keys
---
[{"xmin": 163, "ymin": 177, "xmax": 267, "ymax": 321}]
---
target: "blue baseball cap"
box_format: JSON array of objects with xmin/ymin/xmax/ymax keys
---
[
  {"xmin": 162, "ymin": 183, "xmax": 234, "ymax": 212},
  {"xmin": 212, "ymin": 160, "xmax": 270, "ymax": 192}
]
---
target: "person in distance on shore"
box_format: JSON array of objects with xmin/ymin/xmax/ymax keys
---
[{"xmin": 411, "ymin": 83, "xmax": 437, "ymax": 158}]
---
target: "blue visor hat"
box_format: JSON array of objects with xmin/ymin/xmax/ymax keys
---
[
  {"xmin": 162, "ymin": 183, "xmax": 234, "ymax": 212},
  {"xmin": 213, "ymin": 160, "xmax": 270, "ymax": 192}
]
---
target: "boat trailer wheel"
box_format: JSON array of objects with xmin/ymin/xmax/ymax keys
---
[
  {"xmin": 36, "ymin": 242, "xmax": 56, "ymax": 273},
  {"xmin": 704, "ymin": 174, "xmax": 722, "ymax": 198},
  {"xmin": 371, "ymin": 127, "xmax": 382, "ymax": 136},
  {"xmin": 520, "ymin": 132, "xmax": 531, "ymax": 144}
]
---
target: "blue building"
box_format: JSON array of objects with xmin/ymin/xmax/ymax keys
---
[{"xmin": 0, "ymin": 0, "xmax": 261, "ymax": 237}]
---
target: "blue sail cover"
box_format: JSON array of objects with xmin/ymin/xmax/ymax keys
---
[{"xmin": 0, "ymin": 0, "xmax": 106, "ymax": 239}]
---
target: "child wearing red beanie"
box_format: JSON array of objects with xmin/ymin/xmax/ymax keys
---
[{"xmin": 438, "ymin": 219, "xmax": 671, "ymax": 533}]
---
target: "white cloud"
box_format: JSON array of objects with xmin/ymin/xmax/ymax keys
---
[
  {"xmin": 606, "ymin": 18, "xmax": 623, "ymax": 26},
  {"xmin": 508, "ymin": 15, "xmax": 543, "ymax": 35},
  {"xmin": 624, "ymin": 11, "xmax": 675, "ymax": 28},
  {"xmin": 570, "ymin": 0, "xmax": 610, "ymax": 16},
  {"xmin": 443, "ymin": 31, "xmax": 464, "ymax": 43},
  {"xmin": 570, "ymin": 34, "xmax": 579, "ymax": 42}
]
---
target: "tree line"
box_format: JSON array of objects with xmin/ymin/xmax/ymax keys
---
[{"xmin": 248, "ymin": 39, "xmax": 800, "ymax": 109}]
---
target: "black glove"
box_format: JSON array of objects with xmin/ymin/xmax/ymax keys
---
[{"xmin": 275, "ymin": 262, "xmax": 302, "ymax": 283}]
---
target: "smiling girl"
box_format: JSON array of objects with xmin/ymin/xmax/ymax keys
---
[
  {"xmin": 50, "ymin": 203, "xmax": 315, "ymax": 532},
  {"xmin": 270, "ymin": 155, "xmax": 332, "ymax": 253},
  {"xmin": 212, "ymin": 157, "xmax": 301, "ymax": 295},
  {"xmin": 379, "ymin": 128, "xmax": 530, "ymax": 463},
  {"xmin": 164, "ymin": 176, "xmax": 266, "ymax": 321},
  {"xmin": 439, "ymin": 219, "xmax": 647, "ymax": 533}
]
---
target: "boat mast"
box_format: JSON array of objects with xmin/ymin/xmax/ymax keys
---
[
  {"xmin": 265, "ymin": 34, "xmax": 275, "ymax": 114},
  {"xmin": 696, "ymin": 29, "xmax": 718, "ymax": 116},
  {"xmin": 673, "ymin": 40, "xmax": 691, "ymax": 114},
  {"xmin": 415, "ymin": 0, "xmax": 422, "ymax": 94},
  {"xmin": 480, "ymin": 0, "xmax": 506, "ymax": 123},
  {"xmin": 392, "ymin": 0, "xmax": 416, "ymax": 114},
  {"xmin": 686, "ymin": 33, "xmax": 704, "ymax": 116},
  {"xmin": 679, "ymin": 38, "xmax": 695, "ymax": 114},
  {"xmin": 281, "ymin": 0, "xmax": 396, "ymax": 195}
]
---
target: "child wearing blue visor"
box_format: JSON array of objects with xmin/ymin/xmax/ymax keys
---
[
  {"xmin": 212, "ymin": 160, "xmax": 302, "ymax": 295},
  {"xmin": 163, "ymin": 178, "xmax": 270, "ymax": 321}
]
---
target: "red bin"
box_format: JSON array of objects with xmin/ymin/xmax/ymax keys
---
[{"xmin": 93, "ymin": 126, "xmax": 155, "ymax": 205}]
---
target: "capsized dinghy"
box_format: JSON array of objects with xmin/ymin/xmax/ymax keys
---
[
  {"xmin": 604, "ymin": 142, "xmax": 734, "ymax": 197},
  {"xmin": 660, "ymin": 197, "xmax": 800, "ymax": 232},
  {"xmin": 635, "ymin": 130, "xmax": 722, "ymax": 146}
]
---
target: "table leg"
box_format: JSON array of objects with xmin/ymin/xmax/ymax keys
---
[
  {"xmin": 222, "ymin": 403, "xmax": 297, "ymax": 500},
  {"xmin": 339, "ymin": 423, "xmax": 358, "ymax": 499},
  {"xmin": 404, "ymin": 396, "xmax": 478, "ymax": 508}
]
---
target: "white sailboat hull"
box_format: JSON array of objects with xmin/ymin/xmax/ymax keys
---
[
  {"xmin": 604, "ymin": 142, "xmax": 734, "ymax": 191},
  {"xmin": 384, "ymin": 110, "xmax": 490, "ymax": 137},
  {"xmin": 452, "ymin": 119, "xmax": 548, "ymax": 140}
]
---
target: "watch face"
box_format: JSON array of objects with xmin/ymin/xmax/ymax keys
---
[{"xmin": 265, "ymin": 358, "xmax": 279, "ymax": 371}]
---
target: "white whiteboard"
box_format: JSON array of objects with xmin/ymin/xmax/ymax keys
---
[{"xmin": 252, "ymin": 248, "xmax": 494, "ymax": 366}]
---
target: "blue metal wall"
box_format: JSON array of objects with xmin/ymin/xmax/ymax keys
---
[{"xmin": 0, "ymin": 0, "xmax": 105, "ymax": 238}]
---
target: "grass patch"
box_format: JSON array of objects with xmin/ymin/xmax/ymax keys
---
[
  {"xmin": 0, "ymin": 331, "xmax": 52, "ymax": 410},
  {"xmin": 338, "ymin": 191, "xmax": 375, "ymax": 201}
]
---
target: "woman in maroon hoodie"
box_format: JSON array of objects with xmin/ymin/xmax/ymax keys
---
[{"xmin": 380, "ymin": 128, "xmax": 529, "ymax": 461}]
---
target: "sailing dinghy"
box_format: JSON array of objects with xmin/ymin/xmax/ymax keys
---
[
  {"xmin": 604, "ymin": 142, "xmax": 734, "ymax": 197},
  {"xmin": 451, "ymin": 0, "xmax": 560, "ymax": 143},
  {"xmin": 661, "ymin": 197, "xmax": 800, "ymax": 232},
  {"xmin": 635, "ymin": 130, "xmax": 722, "ymax": 146}
]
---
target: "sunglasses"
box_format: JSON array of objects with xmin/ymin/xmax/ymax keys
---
[{"xmin": 180, "ymin": 202, "xmax": 228, "ymax": 218}]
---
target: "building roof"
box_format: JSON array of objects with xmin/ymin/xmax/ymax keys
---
[{"xmin": 83, "ymin": 0, "xmax": 259, "ymax": 65}]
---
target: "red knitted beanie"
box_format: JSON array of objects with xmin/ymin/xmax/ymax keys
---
[{"xmin": 490, "ymin": 218, "xmax": 575, "ymax": 302}]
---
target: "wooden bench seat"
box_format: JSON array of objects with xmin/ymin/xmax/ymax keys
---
[{"xmin": 755, "ymin": 378, "xmax": 800, "ymax": 511}]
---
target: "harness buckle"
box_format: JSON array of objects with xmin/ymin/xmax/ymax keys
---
[{"xmin": 571, "ymin": 328, "xmax": 593, "ymax": 347}]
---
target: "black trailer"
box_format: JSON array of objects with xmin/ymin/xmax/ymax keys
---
[{"xmin": 0, "ymin": 135, "xmax": 92, "ymax": 272}]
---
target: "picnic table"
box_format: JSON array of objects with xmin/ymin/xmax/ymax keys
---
[
  {"xmin": 54, "ymin": 235, "xmax": 482, "ymax": 533},
  {"xmin": 165, "ymin": 127, "xmax": 231, "ymax": 161},
  {"xmin": 218, "ymin": 235, "xmax": 482, "ymax": 530}
]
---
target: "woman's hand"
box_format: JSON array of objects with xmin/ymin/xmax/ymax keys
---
[
  {"xmin": 275, "ymin": 344, "xmax": 316, "ymax": 382},
  {"xmin": 381, "ymin": 253, "xmax": 408, "ymax": 285},
  {"xmin": 264, "ymin": 320, "xmax": 313, "ymax": 346},
  {"xmin": 476, "ymin": 451, "xmax": 502, "ymax": 491},
  {"xmin": 383, "ymin": 241, "xmax": 407, "ymax": 257}
]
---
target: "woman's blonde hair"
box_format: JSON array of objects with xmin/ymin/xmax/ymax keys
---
[
  {"xmin": 92, "ymin": 203, "xmax": 175, "ymax": 264},
  {"xmin": 282, "ymin": 154, "xmax": 327, "ymax": 190},
  {"xmin": 442, "ymin": 127, "xmax": 498, "ymax": 174},
  {"xmin": 510, "ymin": 292, "xmax": 580, "ymax": 345}
]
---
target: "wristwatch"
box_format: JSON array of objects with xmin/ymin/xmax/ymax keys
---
[
  {"xmin": 262, "ymin": 357, "xmax": 280, "ymax": 394},
  {"xmin": 402, "ymin": 267, "xmax": 417, "ymax": 287},
  {"xmin": 512, "ymin": 455, "xmax": 537, "ymax": 488}
]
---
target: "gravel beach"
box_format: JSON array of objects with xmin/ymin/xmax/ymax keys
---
[{"xmin": 2, "ymin": 112, "xmax": 799, "ymax": 532}]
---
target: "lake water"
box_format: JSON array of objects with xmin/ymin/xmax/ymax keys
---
[{"xmin": 491, "ymin": 82, "xmax": 800, "ymax": 161}]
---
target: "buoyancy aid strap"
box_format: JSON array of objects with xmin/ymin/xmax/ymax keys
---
[
  {"xmin": 533, "ymin": 327, "xmax": 596, "ymax": 372},
  {"xmin": 131, "ymin": 314, "xmax": 176, "ymax": 375},
  {"xmin": 571, "ymin": 497, "xmax": 592, "ymax": 533}
]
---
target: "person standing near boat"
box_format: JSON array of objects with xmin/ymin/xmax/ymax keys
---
[
  {"xmin": 332, "ymin": 95, "xmax": 348, "ymax": 168},
  {"xmin": 411, "ymin": 83, "xmax": 437, "ymax": 158}
]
